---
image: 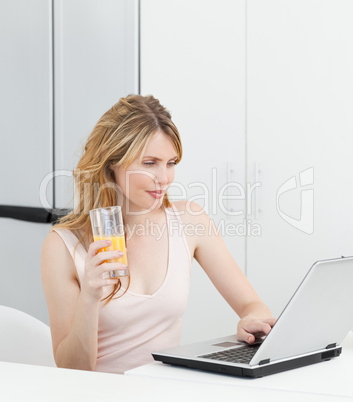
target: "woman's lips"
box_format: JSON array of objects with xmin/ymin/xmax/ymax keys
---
[{"xmin": 147, "ymin": 190, "xmax": 164, "ymax": 199}]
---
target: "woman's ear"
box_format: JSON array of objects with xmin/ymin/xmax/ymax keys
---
[
  {"xmin": 109, "ymin": 163, "xmax": 117, "ymax": 172},
  {"xmin": 108, "ymin": 164, "xmax": 118, "ymax": 181}
]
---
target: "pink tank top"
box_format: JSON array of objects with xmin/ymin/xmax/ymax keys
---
[{"xmin": 53, "ymin": 205, "xmax": 192, "ymax": 374}]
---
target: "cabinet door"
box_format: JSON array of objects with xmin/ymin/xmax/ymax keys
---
[
  {"xmin": 0, "ymin": 0, "xmax": 53, "ymax": 207},
  {"xmin": 141, "ymin": 0, "xmax": 246, "ymax": 343},
  {"xmin": 0, "ymin": 0, "xmax": 53, "ymax": 322},
  {"xmin": 247, "ymin": 1, "xmax": 353, "ymax": 315},
  {"xmin": 54, "ymin": 0, "xmax": 139, "ymax": 209}
]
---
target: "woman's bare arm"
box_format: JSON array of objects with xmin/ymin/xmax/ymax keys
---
[
  {"xmin": 41, "ymin": 232, "xmax": 121, "ymax": 370},
  {"xmin": 179, "ymin": 201, "xmax": 275, "ymax": 343}
]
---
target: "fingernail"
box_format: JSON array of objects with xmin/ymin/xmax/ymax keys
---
[
  {"xmin": 118, "ymin": 251, "xmax": 124, "ymax": 256},
  {"xmin": 248, "ymin": 336, "xmax": 252, "ymax": 343},
  {"xmin": 106, "ymin": 240, "xmax": 112, "ymax": 245}
]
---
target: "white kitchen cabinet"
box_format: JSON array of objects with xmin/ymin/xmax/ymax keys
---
[
  {"xmin": 0, "ymin": 0, "xmax": 53, "ymax": 321},
  {"xmin": 246, "ymin": 0, "xmax": 353, "ymax": 316},
  {"xmin": 54, "ymin": 0, "xmax": 139, "ymax": 209},
  {"xmin": 0, "ymin": 0, "xmax": 138, "ymax": 323},
  {"xmin": 141, "ymin": 0, "xmax": 246, "ymax": 343},
  {"xmin": 0, "ymin": 0, "xmax": 53, "ymax": 207}
]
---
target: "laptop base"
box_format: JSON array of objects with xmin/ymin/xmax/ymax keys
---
[{"xmin": 152, "ymin": 347, "xmax": 341, "ymax": 378}]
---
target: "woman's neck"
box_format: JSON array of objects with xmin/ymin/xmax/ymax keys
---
[{"xmin": 122, "ymin": 206, "xmax": 165, "ymax": 227}]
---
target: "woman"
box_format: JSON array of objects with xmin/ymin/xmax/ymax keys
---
[{"xmin": 41, "ymin": 94, "xmax": 275, "ymax": 374}]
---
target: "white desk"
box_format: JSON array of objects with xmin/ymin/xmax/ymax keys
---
[
  {"xmin": 1, "ymin": 358, "xmax": 351, "ymax": 402},
  {"xmin": 126, "ymin": 331, "xmax": 353, "ymax": 400}
]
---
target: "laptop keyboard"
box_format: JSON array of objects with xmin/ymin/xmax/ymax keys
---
[{"xmin": 199, "ymin": 344, "xmax": 261, "ymax": 364}]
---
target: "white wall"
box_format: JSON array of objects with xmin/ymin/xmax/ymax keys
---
[
  {"xmin": 246, "ymin": 0, "xmax": 353, "ymax": 316},
  {"xmin": 141, "ymin": 0, "xmax": 353, "ymax": 341},
  {"xmin": 141, "ymin": 0, "xmax": 246, "ymax": 343}
]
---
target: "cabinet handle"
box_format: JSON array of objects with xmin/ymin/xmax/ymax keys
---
[
  {"xmin": 226, "ymin": 162, "xmax": 234, "ymax": 218},
  {"xmin": 254, "ymin": 162, "xmax": 261, "ymax": 219},
  {"xmin": 0, "ymin": 205, "xmax": 70, "ymax": 224}
]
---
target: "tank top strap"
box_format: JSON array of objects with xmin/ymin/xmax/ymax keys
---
[
  {"xmin": 52, "ymin": 228, "xmax": 86, "ymax": 284},
  {"xmin": 53, "ymin": 204, "xmax": 192, "ymax": 287},
  {"xmin": 165, "ymin": 203, "xmax": 192, "ymax": 264}
]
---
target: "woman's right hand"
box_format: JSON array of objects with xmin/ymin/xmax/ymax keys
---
[{"xmin": 81, "ymin": 239, "xmax": 124, "ymax": 302}]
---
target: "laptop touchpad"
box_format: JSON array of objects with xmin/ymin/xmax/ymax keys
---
[{"xmin": 212, "ymin": 342, "xmax": 242, "ymax": 348}]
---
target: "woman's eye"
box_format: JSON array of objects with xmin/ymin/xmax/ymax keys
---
[{"xmin": 143, "ymin": 160, "xmax": 176, "ymax": 167}]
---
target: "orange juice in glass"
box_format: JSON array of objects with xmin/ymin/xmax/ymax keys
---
[{"xmin": 90, "ymin": 206, "xmax": 129, "ymax": 277}]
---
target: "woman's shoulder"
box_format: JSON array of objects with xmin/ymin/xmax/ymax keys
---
[
  {"xmin": 41, "ymin": 230, "xmax": 76, "ymax": 274},
  {"xmin": 43, "ymin": 229, "xmax": 67, "ymax": 248},
  {"xmin": 42, "ymin": 228, "xmax": 83, "ymax": 256},
  {"xmin": 172, "ymin": 200, "xmax": 202, "ymax": 212},
  {"xmin": 170, "ymin": 201, "xmax": 216, "ymax": 253},
  {"xmin": 42, "ymin": 229, "xmax": 72, "ymax": 256},
  {"xmin": 171, "ymin": 200, "xmax": 212, "ymax": 226},
  {"xmin": 41, "ymin": 230, "xmax": 80, "ymax": 289},
  {"xmin": 47, "ymin": 227, "xmax": 74, "ymax": 244}
]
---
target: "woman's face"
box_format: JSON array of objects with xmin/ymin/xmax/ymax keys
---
[{"xmin": 111, "ymin": 130, "xmax": 178, "ymax": 215}]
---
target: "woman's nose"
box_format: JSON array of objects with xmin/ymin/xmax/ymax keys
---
[{"xmin": 155, "ymin": 167, "xmax": 169, "ymax": 186}]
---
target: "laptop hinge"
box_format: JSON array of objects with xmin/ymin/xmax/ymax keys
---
[
  {"xmin": 259, "ymin": 359, "xmax": 270, "ymax": 365},
  {"xmin": 325, "ymin": 343, "xmax": 337, "ymax": 349}
]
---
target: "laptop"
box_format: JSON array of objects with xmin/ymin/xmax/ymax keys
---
[{"xmin": 152, "ymin": 256, "xmax": 353, "ymax": 378}]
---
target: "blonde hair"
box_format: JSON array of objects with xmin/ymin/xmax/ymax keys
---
[{"xmin": 54, "ymin": 94, "xmax": 182, "ymax": 303}]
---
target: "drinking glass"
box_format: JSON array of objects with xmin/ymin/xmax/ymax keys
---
[{"xmin": 89, "ymin": 206, "xmax": 129, "ymax": 278}]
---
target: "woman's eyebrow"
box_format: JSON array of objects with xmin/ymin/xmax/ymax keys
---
[{"xmin": 142, "ymin": 155, "xmax": 178, "ymax": 161}]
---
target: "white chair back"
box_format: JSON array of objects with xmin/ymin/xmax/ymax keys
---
[{"xmin": 0, "ymin": 305, "xmax": 55, "ymax": 367}]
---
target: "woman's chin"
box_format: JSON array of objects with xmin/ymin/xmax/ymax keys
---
[{"xmin": 124, "ymin": 198, "xmax": 163, "ymax": 215}]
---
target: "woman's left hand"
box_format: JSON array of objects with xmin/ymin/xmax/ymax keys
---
[{"xmin": 237, "ymin": 317, "xmax": 277, "ymax": 344}]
